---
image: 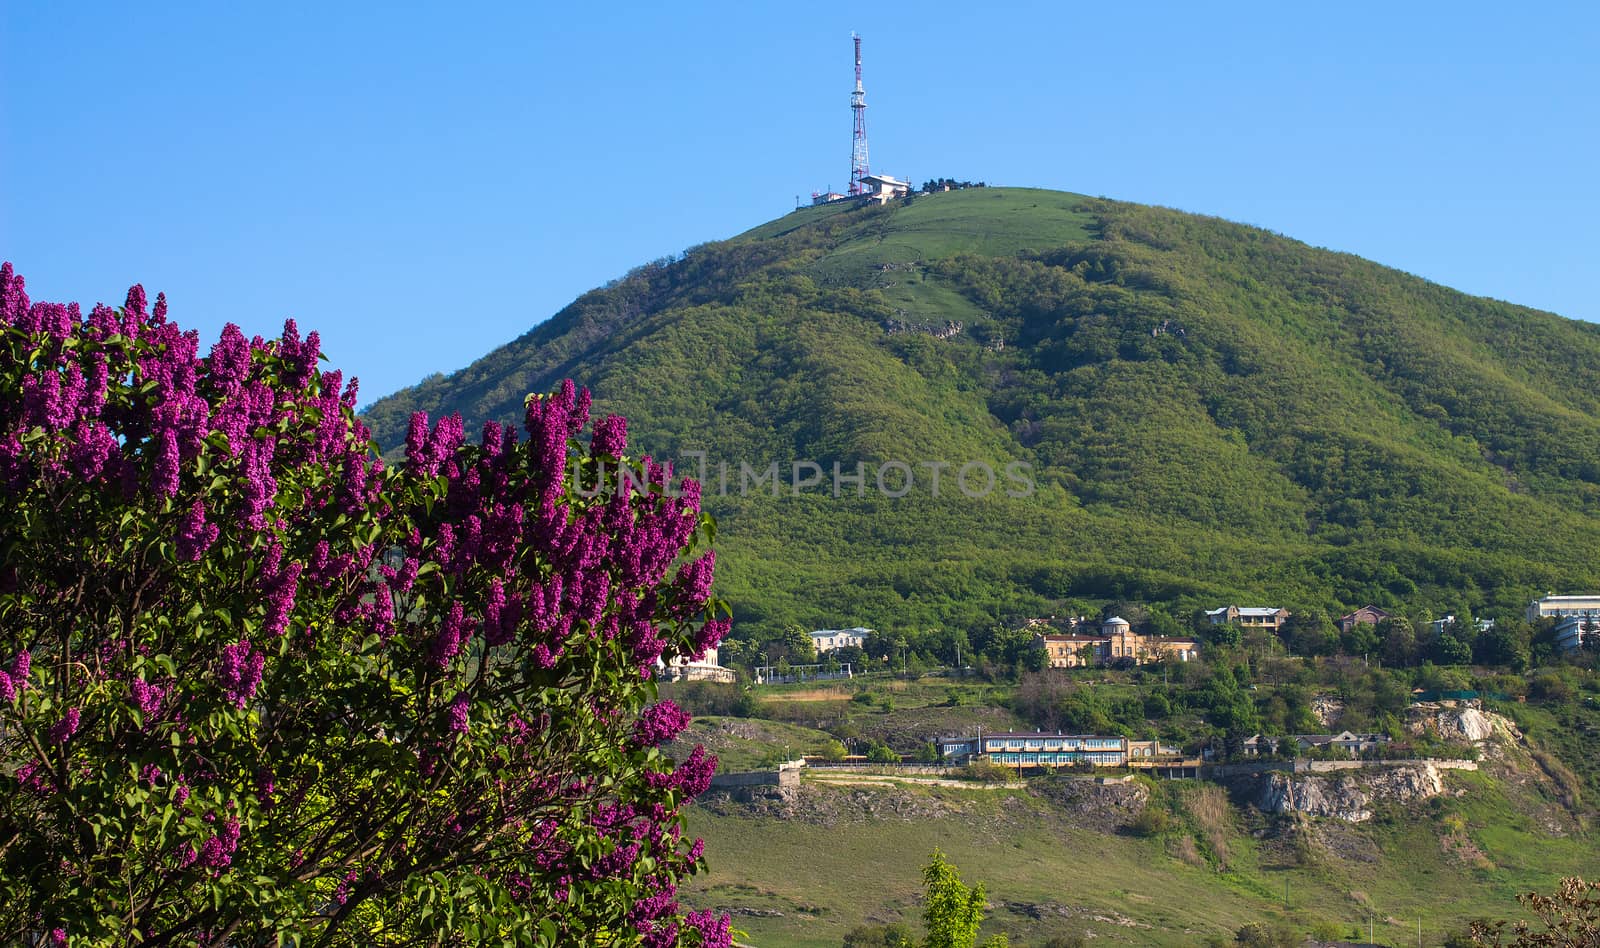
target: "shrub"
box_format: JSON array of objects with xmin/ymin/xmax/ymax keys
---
[
  {"xmin": 0, "ymin": 266, "xmax": 731, "ymax": 945},
  {"xmin": 865, "ymin": 739, "xmax": 901, "ymax": 763},
  {"xmin": 1530, "ymin": 673, "xmax": 1572, "ymax": 704},
  {"xmin": 1128, "ymin": 804, "xmax": 1172, "ymax": 837},
  {"xmin": 960, "ymin": 760, "xmax": 1013, "ymax": 783},
  {"xmin": 844, "ymin": 922, "xmax": 915, "ymax": 948}
]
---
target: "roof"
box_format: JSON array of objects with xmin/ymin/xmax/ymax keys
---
[
  {"xmin": 860, "ymin": 173, "xmax": 909, "ymax": 186},
  {"xmin": 1250, "ymin": 732, "xmax": 1387, "ymax": 743},
  {"xmin": 1208, "ymin": 606, "xmax": 1283, "ymax": 617},
  {"xmin": 1103, "ymin": 616, "xmax": 1130, "ymax": 626},
  {"xmin": 810, "ymin": 627, "xmax": 870, "ymax": 638},
  {"xmin": 966, "ymin": 732, "xmax": 1127, "ymax": 741},
  {"xmin": 1340, "ymin": 605, "xmax": 1391, "ymax": 619}
]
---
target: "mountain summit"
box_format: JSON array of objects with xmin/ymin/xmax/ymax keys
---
[{"xmin": 362, "ymin": 188, "xmax": 1600, "ymax": 633}]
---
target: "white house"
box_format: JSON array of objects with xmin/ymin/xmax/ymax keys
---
[
  {"xmin": 810, "ymin": 627, "xmax": 870, "ymax": 653},
  {"xmin": 1427, "ymin": 615, "xmax": 1495, "ymax": 638},
  {"xmin": 859, "ymin": 174, "xmax": 911, "ymax": 205}
]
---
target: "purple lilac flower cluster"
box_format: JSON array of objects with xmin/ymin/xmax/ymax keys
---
[
  {"xmin": 0, "ymin": 650, "xmax": 29, "ymax": 702},
  {"xmin": 217, "ymin": 640, "xmax": 265, "ymax": 708},
  {"xmin": 633, "ymin": 699, "xmax": 691, "ymax": 747}
]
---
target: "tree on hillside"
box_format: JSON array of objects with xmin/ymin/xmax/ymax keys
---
[
  {"xmin": 1284, "ymin": 610, "xmax": 1335, "ymax": 657},
  {"xmin": 1014, "ymin": 669, "xmax": 1078, "ymax": 731},
  {"xmin": 1378, "ymin": 616, "xmax": 1419, "ymax": 667},
  {"xmin": 1103, "ymin": 600, "xmax": 1150, "ymax": 629},
  {"xmin": 1473, "ymin": 625, "xmax": 1529, "ymax": 670},
  {"xmin": 773, "ymin": 624, "xmax": 818, "ymax": 664},
  {"xmin": 1431, "ymin": 633, "xmax": 1475, "ymax": 666},
  {"xmin": 931, "ymin": 626, "xmax": 973, "ymax": 667},
  {"xmin": 1207, "ymin": 621, "xmax": 1244, "ymax": 649},
  {"xmin": 977, "ymin": 623, "xmax": 1044, "ymax": 671},
  {"xmin": 1146, "ymin": 609, "xmax": 1184, "ymax": 639},
  {"xmin": 1199, "ymin": 663, "xmax": 1261, "ymax": 741},
  {"xmin": 1448, "ymin": 611, "xmax": 1483, "ymax": 651},
  {"xmin": 0, "ymin": 265, "xmax": 731, "ymax": 945},
  {"xmin": 921, "ymin": 849, "xmax": 1007, "ymax": 948},
  {"xmin": 1340, "ymin": 619, "xmax": 1382, "ymax": 659}
]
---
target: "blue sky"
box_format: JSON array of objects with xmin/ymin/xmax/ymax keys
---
[{"xmin": 5, "ymin": 1, "xmax": 1598, "ymax": 406}]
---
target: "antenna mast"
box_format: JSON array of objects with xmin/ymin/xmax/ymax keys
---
[{"xmin": 848, "ymin": 33, "xmax": 870, "ymax": 196}]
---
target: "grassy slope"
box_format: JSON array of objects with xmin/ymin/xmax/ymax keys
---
[{"xmin": 685, "ymin": 769, "xmax": 1600, "ymax": 947}]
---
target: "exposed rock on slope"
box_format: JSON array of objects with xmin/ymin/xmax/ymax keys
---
[
  {"xmin": 1255, "ymin": 764, "xmax": 1447, "ymax": 822},
  {"xmin": 699, "ymin": 774, "xmax": 1149, "ymax": 833},
  {"xmin": 1309, "ymin": 695, "xmax": 1345, "ymax": 728},
  {"xmin": 698, "ymin": 781, "xmax": 997, "ymax": 828},
  {"xmin": 1406, "ymin": 700, "xmax": 1521, "ymax": 750},
  {"xmin": 1026, "ymin": 775, "xmax": 1150, "ymax": 833}
]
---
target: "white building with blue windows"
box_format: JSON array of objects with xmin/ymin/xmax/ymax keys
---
[
  {"xmin": 1526, "ymin": 594, "xmax": 1600, "ymax": 623},
  {"xmin": 936, "ymin": 732, "xmax": 1130, "ymax": 768}
]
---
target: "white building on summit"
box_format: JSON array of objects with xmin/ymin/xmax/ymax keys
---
[{"xmin": 859, "ymin": 174, "xmax": 911, "ymax": 205}]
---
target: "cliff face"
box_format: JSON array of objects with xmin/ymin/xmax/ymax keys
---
[{"xmin": 1256, "ymin": 764, "xmax": 1448, "ymax": 822}]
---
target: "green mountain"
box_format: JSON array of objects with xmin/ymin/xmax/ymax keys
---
[{"xmin": 361, "ymin": 188, "xmax": 1600, "ymax": 635}]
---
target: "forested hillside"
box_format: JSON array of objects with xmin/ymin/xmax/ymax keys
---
[{"xmin": 362, "ymin": 188, "xmax": 1600, "ymax": 636}]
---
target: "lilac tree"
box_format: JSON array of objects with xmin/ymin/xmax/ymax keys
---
[{"xmin": 0, "ymin": 263, "xmax": 732, "ymax": 946}]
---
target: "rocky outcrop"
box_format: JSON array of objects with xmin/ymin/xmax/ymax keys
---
[
  {"xmin": 696, "ymin": 781, "xmax": 977, "ymax": 827},
  {"xmin": 1028, "ymin": 775, "xmax": 1151, "ymax": 833},
  {"xmin": 1310, "ymin": 695, "xmax": 1345, "ymax": 728},
  {"xmin": 1255, "ymin": 764, "xmax": 1446, "ymax": 822},
  {"xmin": 1000, "ymin": 900, "xmax": 1149, "ymax": 929},
  {"xmin": 1406, "ymin": 700, "xmax": 1525, "ymax": 767},
  {"xmin": 1405, "ymin": 700, "xmax": 1520, "ymax": 746}
]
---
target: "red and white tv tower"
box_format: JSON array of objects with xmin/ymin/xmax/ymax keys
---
[{"xmin": 847, "ymin": 32, "xmax": 870, "ymax": 196}]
